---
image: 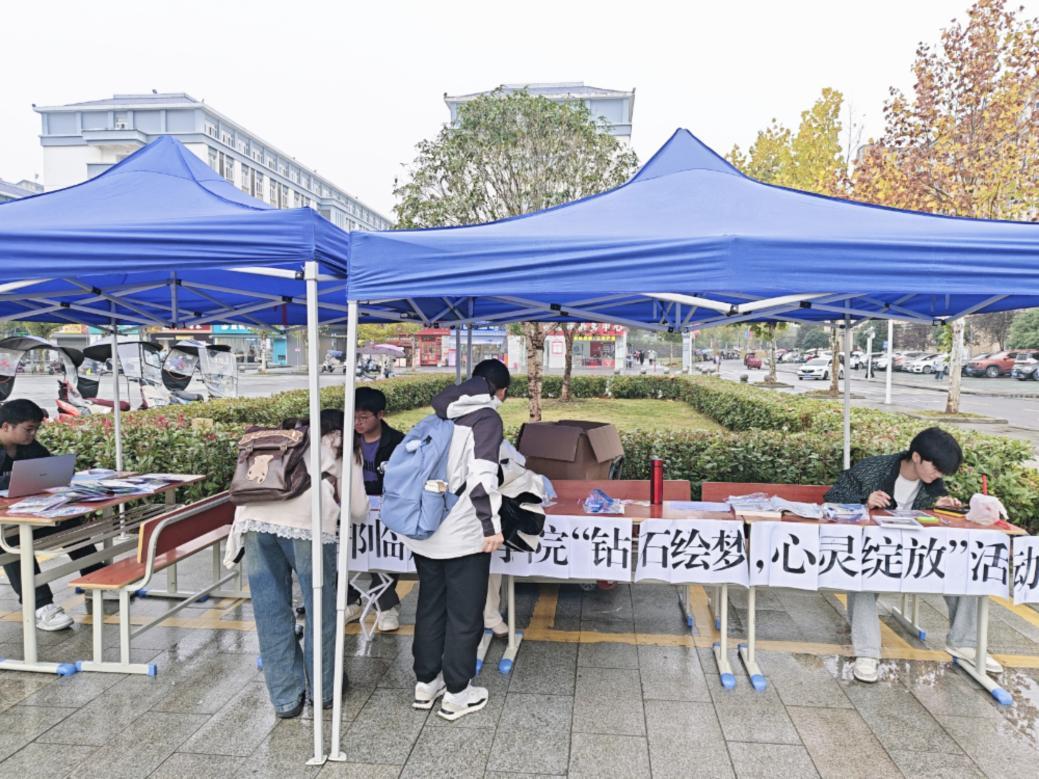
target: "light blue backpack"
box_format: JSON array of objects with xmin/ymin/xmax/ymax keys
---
[{"xmin": 380, "ymin": 414, "xmax": 460, "ymax": 540}]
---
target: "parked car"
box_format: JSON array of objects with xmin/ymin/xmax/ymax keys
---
[
  {"xmin": 963, "ymin": 350, "xmax": 1023, "ymax": 378},
  {"xmin": 780, "ymin": 350, "xmax": 803, "ymax": 363},
  {"xmin": 797, "ymin": 357, "xmax": 845, "ymax": 381},
  {"xmin": 893, "ymin": 351, "xmax": 926, "ymax": 371},
  {"xmin": 907, "ymin": 353, "xmax": 943, "ymax": 374},
  {"xmin": 1011, "ymin": 351, "xmax": 1039, "ymax": 381},
  {"xmin": 743, "ymin": 352, "xmax": 763, "ymax": 369}
]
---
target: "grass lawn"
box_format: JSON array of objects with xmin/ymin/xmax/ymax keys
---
[{"xmin": 386, "ymin": 397, "xmax": 724, "ymax": 433}]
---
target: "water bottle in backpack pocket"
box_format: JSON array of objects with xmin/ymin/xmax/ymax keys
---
[{"xmin": 380, "ymin": 414, "xmax": 461, "ymax": 540}]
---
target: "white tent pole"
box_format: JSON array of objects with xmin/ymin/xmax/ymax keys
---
[
  {"xmin": 304, "ymin": 261, "xmax": 327, "ymax": 767},
  {"xmin": 455, "ymin": 327, "xmax": 462, "ymax": 384},
  {"xmin": 885, "ymin": 319, "xmax": 894, "ymax": 405},
  {"xmin": 110, "ymin": 322, "xmax": 124, "ymax": 472},
  {"xmin": 328, "ymin": 299, "xmax": 358, "ymax": 761},
  {"xmin": 842, "ymin": 315, "xmax": 852, "ymax": 470},
  {"xmin": 466, "ymin": 324, "xmax": 474, "ymax": 374}
]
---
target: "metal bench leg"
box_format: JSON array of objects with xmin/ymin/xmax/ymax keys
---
[
  {"xmin": 119, "ymin": 589, "xmax": 131, "ymax": 666},
  {"xmin": 952, "ymin": 597, "xmax": 1011, "ymax": 705},
  {"xmin": 677, "ymin": 584, "xmax": 696, "ymax": 629},
  {"xmin": 738, "ymin": 587, "xmax": 767, "ymax": 691},
  {"xmin": 92, "ymin": 590, "xmax": 104, "ymax": 663},
  {"xmin": 707, "ymin": 586, "xmax": 723, "ymax": 630},
  {"xmin": 890, "ymin": 593, "xmax": 927, "ymax": 641},
  {"xmin": 712, "ymin": 583, "xmax": 736, "ymax": 689},
  {"xmin": 499, "ymin": 575, "xmax": 523, "ymax": 674}
]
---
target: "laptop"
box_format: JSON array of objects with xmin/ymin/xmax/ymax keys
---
[{"xmin": 1, "ymin": 455, "xmax": 77, "ymax": 499}]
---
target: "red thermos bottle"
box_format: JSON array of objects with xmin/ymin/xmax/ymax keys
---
[{"xmin": 650, "ymin": 457, "xmax": 664, "ymax": 505}]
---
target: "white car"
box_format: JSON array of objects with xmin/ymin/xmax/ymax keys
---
[
  {"xmin": 907, "ymin": 353, "xmax": 943, "ymax": 373},
  {"xmin": 797, "ymin": 357, "xmax": 845, "ymax": 381}
]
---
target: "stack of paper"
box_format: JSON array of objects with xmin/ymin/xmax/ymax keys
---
[{"xmin": 822, "ymin": 503, "xmax": 870, "ymax": 522}]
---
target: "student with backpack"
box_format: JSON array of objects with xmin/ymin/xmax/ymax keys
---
[
  {"xmin": 345, "ymin": 387, "xmax": 405, "ymax": 632},
  {"xmin": 230, "ymin": 410, "xmax": 369, "ymax": 718},
  {"xmin": 381, "ymin": 359, "xmax": 509, "ymax": 721}
]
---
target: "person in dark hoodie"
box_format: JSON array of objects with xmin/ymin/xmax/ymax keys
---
[
  {"xmin": 408, "ymin": 359, "xmax": 508, "ymax": 721},
  {"xmin": 824, "ymin": 427, "xmax": 1000, "ymax": 683},
  {"xmin": 346, "ymin": 386, "xmax": 406, "ymax": 631}
]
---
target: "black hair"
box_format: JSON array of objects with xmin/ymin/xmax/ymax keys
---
[
  {"xmin": 0, "ymin": 399, "xmax": 46, "ymax": 427},
  {"xmin": 472, "ymin": 358, "xmax": 511, "ymax": 393},
  {"xmin": 908, "ymin": 427, "xmax": 962, "ymax": 475},
  {"xmin": 355, "ymin": 387, "xmax": 387, "ymax": 414}
]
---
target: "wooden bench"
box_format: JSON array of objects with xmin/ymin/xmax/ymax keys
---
[
  {"xmin": 72, "ymin": 492, "xmax": 238, "ymax": 676},
  {"xmin": 701, "ymin": 481, "xmax": 830, "ymax": 504}
]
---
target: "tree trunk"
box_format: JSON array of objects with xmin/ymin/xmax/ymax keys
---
[
  {"xmin": 829, "ymin": 323, "xmax": 840, "ymax": 395},
  {"xmin": 523, "ymin": 322, "xmax": 546, "ymax": 421},
  {"xmin": 944, "ymin": 318, "xmax": 965, "ymax": 414},
  {"xmin": 561, "ymin": 324, "xmax": 577, "ymax": 401},
  {"xmin": 767, "ymin": 322, "xmax": 778, "ymax": 383}
]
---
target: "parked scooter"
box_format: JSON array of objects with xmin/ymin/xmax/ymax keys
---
[
  {"xmin": 161, "ymin": 340, "xmax": 239, "ymax": 402},
  {"xmin": 58, "ymin": 341, "xmax": 169, "ymax": 417}
]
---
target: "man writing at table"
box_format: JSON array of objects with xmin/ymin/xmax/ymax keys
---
[
  {"xmin": 825, "ymin": 427, "xmax": 1002, "ymax": 683},
  {"xmin": 0, "ymin": 399, "xmax": 102, "ymax": 631}
]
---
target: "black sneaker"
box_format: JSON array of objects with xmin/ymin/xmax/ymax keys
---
[{"xmin": 276, "ymin": 694, "xmax": 305, "ymax": 719}]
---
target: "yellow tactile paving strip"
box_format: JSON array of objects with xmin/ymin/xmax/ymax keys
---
[{"xmin": 4, "ymin": 581, "xmax": 1039, "ymax": 668}]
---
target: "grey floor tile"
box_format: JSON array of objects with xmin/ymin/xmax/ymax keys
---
[
  {"xmin": 400, "ymin": 725, "xmax": 493, "ymax": 778},
  {"xmin": 487, "ymin": 693, "xmax": 573, "ymax": 775},
  {"xmin": 580, "ymin": 585, "xmax": 634, "ymax": 623},
  {"xmin": 234, "ymin": 719, "xmax": 321, "ymax": 778},
  {"xmin": 572, "ymin": 695, "xmax": 646, "ymax": 736},
  {"xmin": 68, "ymin": 711, "xmax": 209, "ymax": 779},
  {"xmin": 151, "ymin": 752, "xmax": 245, "ymax": 778},
  {"xmin": 17, "ymin": 669, "xmax": 125, "ymax": 708},
  {"xmin": 0, "ymin": 742, "xmax": 95, "ymax": 778},
  {"xmin": 568, "ymin": 733, "xmax": 650, "ymax": 779},
  {"xmin": 901, "ymin": 660, "xmax": 1008, "ymax": 723},
  {"xmin": 727, "ymin": 742, "xmax": 819, "ymax": 779},
  {"xmin": 713, "ymin": 696, "xmax": 801, "ymax": 745},
  {"xmin": 0, "ymin": 705, "xmax": 77, "ymax": 761},
  {"xmin": 638, "ymin": 644, "xmax": 711, "ymax": 702},
  {"xmin": 843, "ymin": 679, "xmax": 962, "ymax": 754},
  {"xmin": 149, "ymin": 650, "xmax": 259, "ymax": 715},
  {"xmin": 644, "ymin": 700, "xmax": 733, "ymax": 779},
  {"xmin": 577, "ymin": 641, "xmax": 639, "ymax": 669},
  {"xmin": 757, "ymin": 651, "xmax": 852, "ymax": 709},
  {"xmin": 318, "ymin": 762, "xmax": 401, "ymax": 778},
  {"xmin": 339, "ymin": 689, "xmax": 428, "ymax": 765},
  {"xmin": 351, "ymin": 687, "xmax": 430, "ymax": 731},
  {"xmin": 888, "ymin": 750, "xmax": 985, "ymax": 779},
  {"xmin": 0, "ymin": 674, "xmax": 58, "ymax": 713},
  {"xmin": 507, "ymin": 641, "xmax": 577, "ymax": 696},
  {"xmin": 788, "ymin": 706, "xmax": 900, "ymax": 779},
  {"xmin": 179, "ymin": 682, "xmax": 278, "ymax": 756},
  {"xmin": 937, "ymin": 713, "xmax": 1039, "ymax": 778},
  {"xmin": 575, "ymin": 666, "xmax": 642, "ymax": 700}
]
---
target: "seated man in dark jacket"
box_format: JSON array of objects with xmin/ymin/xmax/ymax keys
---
[
  {"xmin": 0, "ymin": 399, "xmax": 102, "ymax": 632},
  {"xmin": 346, "ymin": 387, "xmax": 405, "ymax": 631},
  {"xmin": 825, "ymin": 427, "xmax": 1000, "ymax": 683}
]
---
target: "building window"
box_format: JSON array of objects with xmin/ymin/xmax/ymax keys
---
[
  {"xmin": 269, "ymin": 179, "xmax": 277, "ymax": 204},
  {"xmin": 254, "ymin": 171, "xmax": 263, "ymax": 198},
  {"xmin": 208, "ymin": 147, "xmax": 218, "ymax": 170}
]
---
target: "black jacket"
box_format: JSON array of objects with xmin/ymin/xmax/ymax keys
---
[
  {"xmin": 361, "ymin": 421, "xmax": 404, "ymax": 495},
  {"xmin": 0, "ymin": 439, "xmax": 53, "ymax": 491},
  {"xmin": 824, "ymin": 451, "xmax": 947, "ymax": 510}
]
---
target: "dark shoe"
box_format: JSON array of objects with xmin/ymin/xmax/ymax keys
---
[{"xmin": 276, "ymin": 694, "xmax": 305, "ymax": 719}]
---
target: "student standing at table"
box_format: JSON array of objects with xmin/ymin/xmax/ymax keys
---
[
  {"xmin": 0, "ymin": 399, "xmax": 103, "ymax": 631},
  {"xmin": 824, "ymin": 427, "xmax": 1002, "ymax": 683},
  {"xmin": 345, "ymin": 386, "xmax": 405, "ymax": 631}
]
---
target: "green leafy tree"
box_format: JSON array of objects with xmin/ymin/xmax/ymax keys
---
[
  {"xmin": 394, "ymin": 90, "xmax": 638, "ymax": 419},
  {"xmin": 1007, "ymin": 309, "xmax": 1039, "ymax": 348}
]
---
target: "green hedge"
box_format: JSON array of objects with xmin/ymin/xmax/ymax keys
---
[{"xmin": 34, "ymin": 372, "xmax": 1039, "ymax": 531}]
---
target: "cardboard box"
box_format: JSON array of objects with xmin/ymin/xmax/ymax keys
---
[{"xmin": 516, "ymin": 419, "xmax": 624, "ymax": 480}]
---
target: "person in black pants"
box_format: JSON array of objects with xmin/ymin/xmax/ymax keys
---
[
  {"xmin": 347, "ymin": 387, "xmax": 405, "ymax": 631},
  {"xmin": 403, "ymin": 360, "xmax": 509, "ymax": 721},
  {"xmin": 0, "ymin": 399, "xmax": 102, "ymax": 631}
]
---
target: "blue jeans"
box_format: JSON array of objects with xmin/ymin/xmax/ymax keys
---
[{"xmin": 245, "ymin": 531, "xmax": 337, "ymax": 713}]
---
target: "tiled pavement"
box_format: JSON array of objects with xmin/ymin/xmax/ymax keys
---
[{"xmin": 3, "ymin": 556, "xmax": 1039, "ymax": 777}]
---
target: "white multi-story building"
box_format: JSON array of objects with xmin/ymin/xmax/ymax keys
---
[
  {"xmin": 0, "ymin": 177, "xmax": 42, "ymax": 203},
  {"xmin": 444, "ymin": 82, "xmax": 635, "ymax": 142},
  {"xmin": 33, "ymin": 92, "xmax": 391, "ymax": 231}
]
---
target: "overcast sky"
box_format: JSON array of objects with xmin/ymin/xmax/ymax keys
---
[{"xmin": 0, "ymin": 0, "xmax": 1026, "ymax": 218}]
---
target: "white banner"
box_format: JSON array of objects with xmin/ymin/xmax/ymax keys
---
[
  {"xmin": 1013, "ymin": 536, "xmax": 1039, "ymax": 604},
  {"xmin": 490, "ymin": 515, "xmax": 634, "ymax": 582},
  {"xmin": 635, "ymin": 519, "xmax": 748, "ymax": 586}
]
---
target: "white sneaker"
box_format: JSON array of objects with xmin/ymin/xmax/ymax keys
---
[
  {"xmin": 344, "ymin": 604, "xmax": 363, "ymax": 624},
  {"xmin": 488, "ymin": 621, "xmax": 509, "ymax": 638},
  {"xmin": 376, "ymin": 607, "xmax": 400, "ymax": 633},
  {"xmin": 36, "ymin": 604, "xmax": 74, "ymax": 632},
  {"xmin": 437, "ymin": 683, "xmax": 488, "ymax": 721},
  {"xmin": 853, "ymin": 657, "xmax": 879, "ymax": 683},
  {"xmin": 413, "ymin": 673, "xmax": 446, "ymax": 710},
  {"xmin": 946, "ymin": 645, "xmax": 1004, "ymax": 674}
]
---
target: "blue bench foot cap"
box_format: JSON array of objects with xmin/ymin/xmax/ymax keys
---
[
  {"xmin": 196, "ymin": 594, "xmax": 210, "ymax": 603},
  {"xmin": 74, "ymin": 587, "xmax": 85, "ymax": 595},
  {"xmin": 499, "ymin": 658, "xmax": 513, "ymax": 674},
  {"xmin": 712, "ymin": 642, "xmax": 720, "ymax": 651},
  {"xmin": 56, "ymin": 662, "xmax": 79, "ymax": 677},
  {"xmin": 720, "ymin": 672, "xmax": 737, "ymax": 689},
  {"xmin": 475, "ymin": 660, "xmax": 483, "ymax": 675},
  {"xmin": 918, "ymin": 630, "xmax": 927, "ymax": 641},
  {"xmin": 147, "ymin": 663, "xmax": 158, "ymax": 677},
  {"xmin": 256, "ymin": 657, "xmax": 263, "ymax": 670},
  {"xmin": 686, "ymin": 616, "xmax": 694, "ymax": 628},
  {"xmin": 750, "ymin": 674, "xmax": 768, "ymax": 692},
  {"xmin": 737, "ymin": 643, "xmax": 747, "ymax": 652},
  {"xmin": 75, "ymin": 661, "xmax": 83, "ymax": 672},
  {"xmin": 992, "ymin": 687, "xmax": 1012, "ymax": 706},
  {"xmin": 714, "ymin": 618, "xmax": 721, "ymax": 630},
  {"xmin": 134, "ymin": 588, "xmax": 148, "ymax": 598}
]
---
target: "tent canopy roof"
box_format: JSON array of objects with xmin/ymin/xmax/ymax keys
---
[
  {"xmin": 349, "ymin": 129, "xmax": 1039, "ymax": 331},
  {"xmin": 0, "ymin": 136, "xmax": 350, "ymax": 327}
]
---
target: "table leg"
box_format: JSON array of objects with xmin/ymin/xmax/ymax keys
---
[
  {"xmin": 890, "ymin": 593, "xmax": 927, "ymax": 641},
  {"xmin": 952, "ymin": 597, "xmax": 1011, "ymax": 705},
  {"xmin": 499, "ymin": 575, "xmax": 523, "ymax": 674},
  {"xmin": 711, "ymin": 583, "xmax": 736, "ymax": 689},
  {"xmin": 707, "ymin": 585, "xmax": 722, "ymax": 630},
  {"xmin": 737, "ymin": 587, "xmax": 767, "ymax": 691}
]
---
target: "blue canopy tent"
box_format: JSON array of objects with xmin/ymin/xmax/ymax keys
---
[{"xmin": 0, "ymin": 136, "xmax": 355, "ymax": 764}]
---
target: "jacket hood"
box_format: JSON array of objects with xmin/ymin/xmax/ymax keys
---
[{"xmin": 432, "ymin": 376, "xmax": 501, "ymax": 420}]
